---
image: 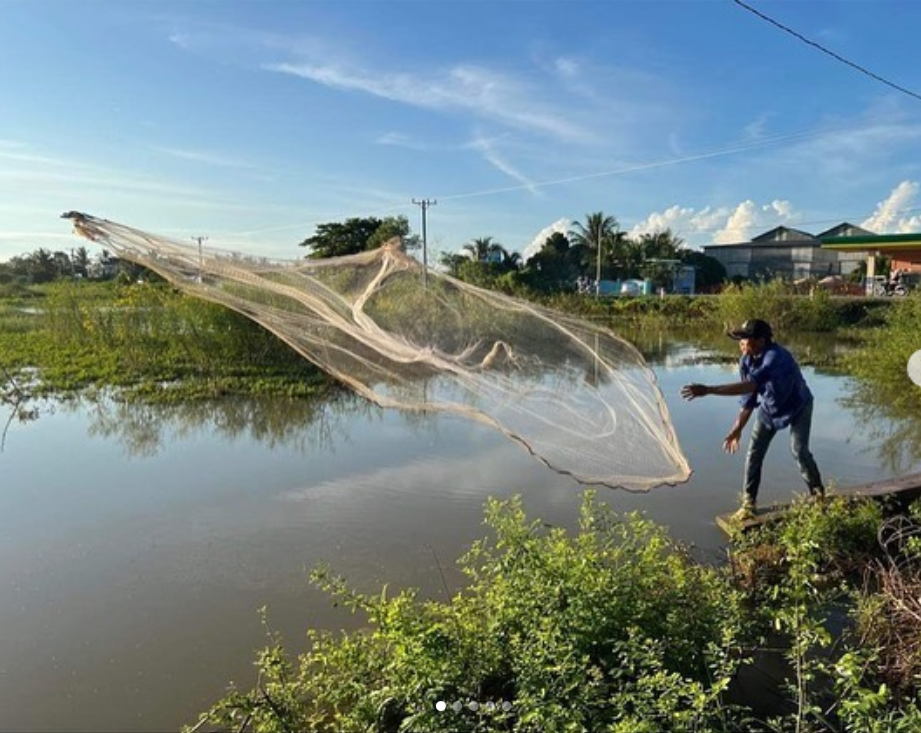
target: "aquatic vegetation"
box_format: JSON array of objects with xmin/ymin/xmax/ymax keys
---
[{"xmin": 0, "ymin": 280, "xmax": 332, "ymax": 402}]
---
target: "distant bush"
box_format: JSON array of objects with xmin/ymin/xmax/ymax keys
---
[{"xmin": 713, "ymin": 279, "xmax": 839, "ymax": 333}]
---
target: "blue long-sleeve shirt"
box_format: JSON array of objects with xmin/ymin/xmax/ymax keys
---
[{"xmin": 738, "ymin": 342, "xmax": 813, "ymax": 429}]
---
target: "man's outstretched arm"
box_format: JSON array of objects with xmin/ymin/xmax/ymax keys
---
[{"xmin": 680, "ymin": 380, "xmax": 758, "ymax": 400}]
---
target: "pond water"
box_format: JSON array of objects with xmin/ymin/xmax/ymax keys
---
[{"xmin": 1, "ymin": 335, "xmax": 919, "ymax": 731}]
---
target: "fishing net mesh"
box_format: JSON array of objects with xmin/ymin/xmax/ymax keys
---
[{"xmin": 63, "ymin": 212, "xmax": 690, "ymax": 490}]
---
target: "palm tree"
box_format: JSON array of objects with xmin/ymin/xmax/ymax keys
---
[
  {"xmin": 501, "ymin": 250, "xmax": 522, "ymax": 271},
  {"xmin": 462, "ymin": 236, "xmax": 508, "ymax": 263},
  {"xmin": 636, "ymin": 229, "xmax": 686, "ymax": 261},
  {"xmin": 569, "ymin": 213, "xmax": 619, "ymax": 295}
]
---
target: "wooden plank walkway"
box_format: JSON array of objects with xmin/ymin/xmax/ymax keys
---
[{"xmin": 716, "ymin": 471, "xmax": 921, "ymax": 535}]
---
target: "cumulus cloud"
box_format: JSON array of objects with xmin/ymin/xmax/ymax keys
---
[
  {"xmin": 522, "ymin": 218, "xmax": 571, "ymax": 261},
  {"xmin": 861, "ymin": 180, "xmax": 921, "ymax": 233},
  {"xmin": 629, "ymin": 200, "xmax": 799, "ymax": 248},
  {"xmin": 708, "ymin": 200, "xmax": 797, "ymax": 243},
  {"xmin": 629, "ymin": 205, "xmax": 697, "ymax": 239}
]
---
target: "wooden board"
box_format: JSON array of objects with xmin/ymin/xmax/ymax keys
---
[{"xmin": 716, "ymin": 471, "xmax": 921, "ymax": 536}]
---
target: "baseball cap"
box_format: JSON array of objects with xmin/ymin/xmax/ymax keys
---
[{"xmin": 727, "ymin": 319, "xmax": 773, "ymax": 340}]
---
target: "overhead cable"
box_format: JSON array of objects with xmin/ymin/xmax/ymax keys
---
[{"xmin": 732, "ymin": 0, "xmax": 921, "ymax": 103}]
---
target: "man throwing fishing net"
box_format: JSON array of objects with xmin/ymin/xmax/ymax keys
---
[{"xmin": 680, "ymin": 319, "xmax": 825, "ymax": 521}]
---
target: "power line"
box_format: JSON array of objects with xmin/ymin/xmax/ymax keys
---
[
  {"xmin": 233, "ymin": 115, "xmax": 891, "ymax": 241},
  {"xmin": 732, "ymin": 0, "xmax": 921, "ymax": 103}
]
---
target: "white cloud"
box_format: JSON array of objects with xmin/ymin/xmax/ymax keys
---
[
  {"xmin": 468, "ymin": 134, "xmax": 539, "ymax": 195},
  {"xmin": 743, "ymin": 113, "xmax": 771, "ymax": 140},
  {"xmin": 629, "ymin": 205, "xmax": 697, "ymax": 240},
  {"xmin": 630, "ymin": 200, "xmax": 799, "ymax": 248},
  {"xmin": 555, "ymin": 57, "xmax": 579, "ymax": 78},
  {"xmin": 711, "ymin": 200, "xmax": 798, "ymax": 243},
  {"xmin": 712, "ymin": 201, "xmax": 758, "ymax": 244},
  {"xmin": 522, "ymin": 218, "xmax": 570, "ymax": 261},
  {"xmin": 168, "ymin": 32, "xmax": 193, "ymax": 50},
  {"xmin": 860, "ymin": 180, "xmax": 921, "ymax": 233},
  {"xmin": 770, "ymin": 200, "xmax": 795, "ymax": 220},
  {"xmin": 264, "ymin": 61, "xmax": 592, "ymax": 143},
  {"xmin": 375, "ymin": 132, "xmax": 431, "ymax": 151},
  {"xmin": 151, "ymin": 146, "xmax": 256, "ymax": 169}
]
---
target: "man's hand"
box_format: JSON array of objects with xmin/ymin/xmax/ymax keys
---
[
  {"xmin": 680, "ymin": 383, "xmax": 708, "ymax": 401},
  {"xmin": 723, "ymin": 427, "xmax": 742, "ymax": 453}
]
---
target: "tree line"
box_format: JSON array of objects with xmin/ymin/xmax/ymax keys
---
[
  {"xmin": 301, "ymin": 211, "xmax": 726, "ymax": 294},
  {"xmin": 0, "ymin": 246, "xmax": 151, "ymax": 285},
  {"xmin": 1, "ymin": 211, "xmax": 726, "ymax": 294}
]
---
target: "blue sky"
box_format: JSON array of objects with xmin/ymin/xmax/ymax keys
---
[{"xmin": 3, "ymin": 0, "xmax": 921, "ymax": 264}]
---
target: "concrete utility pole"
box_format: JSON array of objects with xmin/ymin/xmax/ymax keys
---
[
  {"xmin": 412, "ymin": 198, "xmax": 436, "ymax": 288},
  {"xmin": 191, "ymin": 236, "xmax": 208, "ymax": 283},
  {"xmin": 595, "ymin": 234, "xmax": 603, "ymax": 297}
]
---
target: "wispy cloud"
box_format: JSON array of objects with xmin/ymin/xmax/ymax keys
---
[
  {"xmin": 151, "ymin": 145, "xmax": 257, "ymax": 169},
  {"xmin": 468, "ymin": 134, "xmax": 540, "ymax": 195},
  {"xmin": 265, "ymin": 60, "xmax": 593, "ymax": 143},
  {"xmin": 751, "ymin": 115, "xmax": 921, "ymax": 181},
  {"xmin": 743, "ymin": 113, "xmax": 772, "ymax": 140},
  {"xmin": 0, "ymin": 144, "xmax": 283, "ymax": 225},
  {"xmin": 0, "ymin": 231, "xmax": 74, "ymax": 243},
  {"xmin": 375, "ymin": 132, "xmax": 432, "ymax": 151}
]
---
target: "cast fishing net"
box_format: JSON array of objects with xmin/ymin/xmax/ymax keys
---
[{"xmin": 63, "ymin": 211, "xmax": 690, "ymax": 490}]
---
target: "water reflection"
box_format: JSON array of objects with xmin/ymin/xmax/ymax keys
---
[
  {"xmin": 842, "ymin": 378, "xmax": 921, "ymax": 474},
  {"xmin": 76, "ymin": 390, "xmax": 366, "ymax": 458},
  {"xmin": 624, "ymin": 326, "xmax": 921, "ymax": 472},
  {"xmin": 0, "ymin": 367, "xmax": 42, "ymax": 449},
  {"xmin": 619, "ymin": 324, "xmax": 855, "ymax": 372}
]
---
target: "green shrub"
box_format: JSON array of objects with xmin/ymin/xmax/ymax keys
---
[
  {"xmin": 192, "ymin": 493, "xmax": 748, "ymax": 732},
  {"xmin": 844, "ymin": 291, "xmax": 921, "ymax": 413},
  {"xmin": 713, "ymin": 280, "xmax": 838, "ymax": 334}
]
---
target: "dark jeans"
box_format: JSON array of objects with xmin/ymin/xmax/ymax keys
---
[{"xmin": 743, "ymin": 400, "xmax": 823, "ymax": 504}]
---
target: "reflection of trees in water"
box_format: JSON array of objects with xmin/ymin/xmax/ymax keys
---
[
  {"xmin": 0, "ymin": 366, "xmax": 43, "ymax": 450},
  {"xmin": 842, "ymin": 378, "xmax": 921, "ymax": 474},
  {"xmin": 73, "ymin": 390, "xmax": 380, "ymax": 459},
  {"xmin": 1, "ymin": 371, "xmax": 450, "ymax": 458}
]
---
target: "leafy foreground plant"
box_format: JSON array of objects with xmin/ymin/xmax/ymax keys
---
[
  {"xmin": 189, "ymin": 493, "xmax": 750, "ymax": 733},
  {"xmin": 730, "ymin": 496, "xmax": 921, "ymax": 733}
]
